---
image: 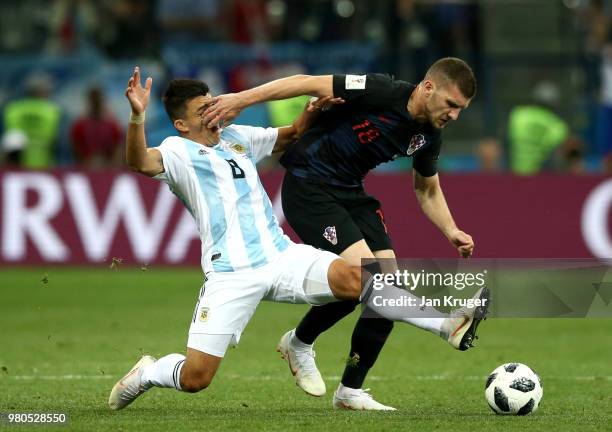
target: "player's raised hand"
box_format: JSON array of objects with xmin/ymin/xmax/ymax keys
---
[
  {"xmin": 125, "ymin": 66, "xmax": 152, "ymax": 114},
  {"xmin": 202, "ymin": 93, "xmax": 245, "ymax": 128},
  {"xmin": 448, "ymin": 229, "xmax": 474, "ymax": 258},
  {"xmin": 306, "ymin": 96, "xmax": 344, "ymax": 112}
]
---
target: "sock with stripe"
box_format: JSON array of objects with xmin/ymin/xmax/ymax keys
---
[
  {"xmin": 363, "ymin": 281, "xmax": 445, "ymax": 335},
  {"xmin": 141, "ymin": 353, "xmax": 186, "ymax": 391},
  {"xmin": 361, "ymin": 262, "xmax": 445, "ymax": 335}
]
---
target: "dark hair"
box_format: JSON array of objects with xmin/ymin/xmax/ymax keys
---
[
  {"xmin": 162, "ymin": 79, "xmax": 210, "ymax": 121},
  {"xmin": 425, "ymin": 57, "xmax": 476, "ymax": 99}
]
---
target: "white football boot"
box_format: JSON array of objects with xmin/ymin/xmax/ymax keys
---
[
  {"xmin": 441, "ymin": 287, "xmax": 490, "ymax": 350},
  {"xmin": 108, "ymin": 355, "xmax": 156, "ymax": 410},
  {"xmin": 276, "ymin": 329, "xmax": 326, "ymax": 397},
  {"xmin": 332, "ymin": 386, "xmax": 396, "ymax": 411}
]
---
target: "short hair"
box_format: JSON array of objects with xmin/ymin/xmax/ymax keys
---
[
  {"xmin": 162, "ymin": 79, "xmax": 210, "ymax": 121},
  {"xmin": 425, "ymin": 57, "xmax": 476, "ymax": 99}
]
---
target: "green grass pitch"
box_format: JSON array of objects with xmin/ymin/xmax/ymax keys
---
[{"xmin": 1, "ymin": 267, "xmax": 611, "ymax": 431}]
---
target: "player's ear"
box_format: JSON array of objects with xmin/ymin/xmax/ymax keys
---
[
  {"xmin": 422, "ymin": 79, "xmax": 434, "ymax": 97},
  {"xmin": 174, "ymin": 118, "xmax": 188, "ymax": 133}
]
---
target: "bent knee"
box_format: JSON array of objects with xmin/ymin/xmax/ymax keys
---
[
  {"xmin": 346, "ymin": 266, "xmax": 362, "ymax": 298},
  {"xmin": 180, "ymin": 371, "xmax": 215, "ymax": 393},
  {"xmin": 328, "ymin": 260, "xmax": 362, "ymax": 300}
]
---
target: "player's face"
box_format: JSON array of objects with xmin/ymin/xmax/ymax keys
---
[
  {"xmin": 424, "ymin": 81, "xmax": 471, "ymax": 129},
  {"xmin": 179, "ymin": 94, "xmax": 222, "ymax": 144}
]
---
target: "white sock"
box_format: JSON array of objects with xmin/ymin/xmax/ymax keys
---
[
  {"xmin": 363, "ymin": 282, "xmax": 445, "ymax": 336},
  {"xmin": 337, "ymin": 383, "xmax": 362, "ymax": 396},
  {"xmin": 141, "ymin": 353, "xmax": 186, "ymax": 391},
  {"xmin": 402, "ymin": 317, "xmax": 445, "ymax": 335},
  {"xmin": 290, "ymin": 330, "xmax": 313, "ymax": 351}
]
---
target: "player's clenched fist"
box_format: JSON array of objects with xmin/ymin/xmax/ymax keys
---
[{"xmin": 448, "ymin": 229, "xmax": 474, "ymax": 258}]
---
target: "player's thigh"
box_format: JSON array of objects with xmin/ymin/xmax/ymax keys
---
[
  {"xmin": 281, "ymin": 173, "xmax": 365, "ymax": 254},
  {"xmin": 340, "ymin": 239, "xmax": 376, "ymax": 266},
  {"xmin": 347, "ymin": 194, "xmax": 393, "ymax": 254},
  {"xmin": 188, "ymin": 273, "xmax": 265, "ymax": 357},
  {"xmin": 270, "ymin": 243, "xmax": 360, "ymax": 303}
]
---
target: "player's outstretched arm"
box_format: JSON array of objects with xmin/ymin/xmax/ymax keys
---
[
  {"xmin": 413, "ymin": 170, "xmax": 474, "ymax": 258},
  {"xmin": 273, "ymin": 96, "xmax": 344, "ymax": 153},
  {"xmin": 203, "ymin": 75, "xmax": 334, "ymax": 128},
  {"xmin": 125, "ymin": 67, "xmax": 164, "ymax": 177}
]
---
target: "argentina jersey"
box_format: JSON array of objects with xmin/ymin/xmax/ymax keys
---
[{"xmin": 154, "ymin": 124, "xmax": 289, "ymax": 274}]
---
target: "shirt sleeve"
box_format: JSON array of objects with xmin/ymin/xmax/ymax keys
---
[
  {"xmin": 412, "ymin": 138, "xmax": 441, "ymax": 177},
  {"xmin": 153, "ymin": 137, "xmax": 187, "ymax": 185},
  {"xmin": 332, "ymin": 73, "xmax": 402, "ymax": 109},
  {"xmin": 229, "ymin": 124, "xmax": 279, "ymax": 163}
]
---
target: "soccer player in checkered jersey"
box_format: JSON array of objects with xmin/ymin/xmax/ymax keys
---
[{"xmin": 202, "ymin": 58, "xmax": 484, "ymax": 410}]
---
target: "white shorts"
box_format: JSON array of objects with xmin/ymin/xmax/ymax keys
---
[{"xmin": 186, "ymin": 242, "xmax": 340, "ymax": 357}]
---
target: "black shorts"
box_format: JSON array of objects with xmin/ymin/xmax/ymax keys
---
[{"xmin": 281, "ymin": 172, "xmax": 392, "ymax": 255}]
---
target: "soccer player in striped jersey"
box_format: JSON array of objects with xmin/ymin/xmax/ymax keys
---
[{"xmin": 108, "ymin": 67, "xmax": 488, "ymax": 411}]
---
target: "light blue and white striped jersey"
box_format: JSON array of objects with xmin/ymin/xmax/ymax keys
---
[{"xmin": 154, "ymin": 125, "xmax": 290, "ymax": 274}]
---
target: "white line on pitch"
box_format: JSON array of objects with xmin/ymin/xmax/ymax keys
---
[
  {"xmin": 223, "ymin": 374, "xmax": 612, "ymax": 382},
  {"xmin": 5, "ymin": 375, "xmax": 114, "ymax": 380},
  {"xmin": 3, "ymin": 374, "xmax": 612, "ymax": 381}
]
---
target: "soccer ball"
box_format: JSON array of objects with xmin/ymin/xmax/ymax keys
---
[{"xmin": 485, "ymin": 363, "xmax": 543, "ymax": 415}]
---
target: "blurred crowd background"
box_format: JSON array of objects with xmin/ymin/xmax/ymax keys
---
[{"xmin": 1, "ymin": 0, "xmax": 611, "ymax": 174}]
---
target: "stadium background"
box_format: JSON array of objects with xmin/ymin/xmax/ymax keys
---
[
  {"xmin": 0, "ymin": 0, "xmax": 611, "ymax": 265},
  {"xmin": 1, "ymin": 1, "xmax": 611, "ymax": 431}
]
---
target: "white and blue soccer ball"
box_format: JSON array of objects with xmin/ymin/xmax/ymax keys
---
[{"xmin": 485, "ymin": 363, "xmax": 543, "ymax": 415}]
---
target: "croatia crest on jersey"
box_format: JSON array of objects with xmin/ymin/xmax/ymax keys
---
[
  {"xmin": 407, "ymin": 134, "xmax": 426, "ymax": 156},
  {"xmin": 323, "ymin": 226, "xmax": 338, "ymax": 245}
]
